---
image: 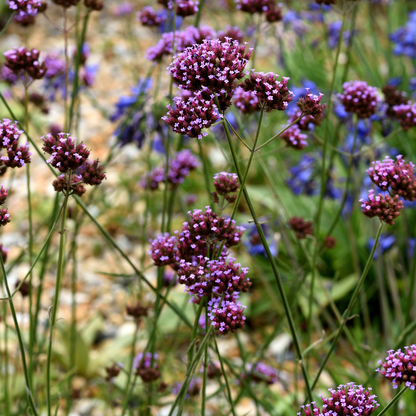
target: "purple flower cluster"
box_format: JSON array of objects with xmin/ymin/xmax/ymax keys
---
[
  {"xmin": 338, "ymin": 81, "xmax": 379, "ymax": 119},
  {"xmin": 297, "ymin": 88, "xmax": 326, "ymax": 120},
  {"xmin": 138, "ymin": 6, "xmax": 166, "ymax": 27},
  {"xmin": 241, "ymin": 361, "xmax": 279, "ymax": 384},
  {"xmin": 240, "ymin": 70, "xmax": 294, "ymax": 112},
  {"xmin": 162, "ymin": 91, "xmax": 219, "ymax": 139},
  {"xmin": 133, "ymin": 352, "xmax": 161, "ymax": 383},
  {"xmin": 0, "ymin": 185, "xmax": 10, "ymax": 227},
  {"xmin": 167, "ymin": 38, "xmax": 252, "ymax": 111},
  {"xmin": 217, "ymin": 26, "xmax": 244, "ymax": 43},
  {"xmin": 172, "ymin": 377, "xmax": 202, "ymax": 398},
  {"xmin": 235, "ymin": 0, "xmax": 282, "ymax": 20},
  {"xmin": 207, "ymin": 297, "xmax": 246, "ymax": 335},
  {"xmin": 139, "ymin": 149, "xmax": 199, "ymax": 190},
  {"xmin": 148, "ymin": 233, "xmax": 179, "ymax": 268},
  {"xmin": 288, "ymin": 216, "xmax": 313, "ymax": 239},
  {"xmin": 213, "ymin": 172, "xmax": 239, "ymax": 203},
  {"xmin": 0, "ymin": 119, "xmax": 32, "ymax": 171},
  {"xmin": 280, "ymin": 125, "xmax": 308, "ymax": 149},
  {"xmin": 168, "ymin": 0, "xmax": 199, "ymax": 17},
  {"xmin": 298, "ymin": 383, "xmax": 379, "ymax": 416},
  {"xmin": 359, "ymin": 190, "xmax": 403, "ymax": 226},
  {"xmin": 376, "ymin": 345, "xmax": 416, "ymax": 390},
  {"xmin": 393, "ymin": 102, "xmax": 416, "ymax": 131},
  {"xmin": 233, "ymin": 86, "xmax": 259, "ymax": 114},
  {"xmin": 4, "ymin": 47, "xmax": 46, "ymax": 81},
  {"xmin": 42, "ymin": 132, "xmax": 105, "ymax": 196},
  {"xmin": 8, "ymin": 0, "xmax": 42, "ymax": 16}
]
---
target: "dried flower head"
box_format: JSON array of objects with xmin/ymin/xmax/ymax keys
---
[
  {"xmin": 126, "ymin": 302, "xmax": 149, "ymax": 320},
  {"xmin": 338, "ymin": 80, "xmax": 379, "ymax": 119},
  {"xmin": 298, "ymin": 383, "xmax": 379, "ymax": 416},
  {"xmin": 288, "ymin": 216, "xmax": 313, "ymax": 239},
  {"xmin": 133, "ymin": 352, "xmax": 161, "ymax": 383},
  {"xmin": 367, "ymin": 155, "xmax": 416, "ymax": 201},
  {"xmin": 376, "ymin": 345, "xmax": 416, "ymax": 390},
  {"xmin": 393, "ymin": 102, "xmax": 416, "ymax": 131},
  {"xmin": 280, "ymin": 125, "xmax": 308, "ymax": 150},
  {"xmin": 240, "ymin": 70, "xmax": 294, "ymax": 112},
  {"xmin": 105, "ymin": 363, "xmax": 121, "ymax": 381},
  {"xmin": 162, "ymin": 91, "xmax": 219, "ymax": 139},
  {"xmin": 4, "ymin": 47, "xmax": 46, "ymax": 80},
  {"xmin": 208, "ymin": 297, "xmax": 246, "ymax": 335},
  {"xmin": 359, "ymin": 190, "xmax": 403, "ymax": 225}
]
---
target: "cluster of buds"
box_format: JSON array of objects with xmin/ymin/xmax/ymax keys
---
[
  {"xmin": 382, "ymin": 85, "xmax": 407, "ymax": 118},
  {"xmin": 42, "ymin": 132, "xmax": 105, "ymax": 196},
  {"xmin": 296, "ymin": 89, "xmax": 326, "ymax": 121},
  {"xmin": 265, "ymin": 4, "xmax": 283, "ymax": 23},
  {"xmin": 84, "ymin": 0, "xmax": 104, "ymax": 11},
  {"xmin": 288, "ymin": 216, "xmax": 313, "ymax": 239},
  {"xmin": 359, "ymin": 190, "xmax": 403, "ymax": 225},
  {"xmin": 240, "ymin": 70, "xmax": 294, "ymax": 112},
  {"xmin": 148, "ymin": 233, "xmax": 179, "ymax": 269},
  {"xmin": 52, "ymin": 0, "xmax": 80, "ymax": 8},
  {"xmin": 168, "ymin": 0, "xmax": 199, "ymax": 17},
  {"xmin": 298, "ymin": 383, "xmax": 379, "ymax": 416},
  {"xmin": 235, "ymin": 0, "xmax": 281, "ymax": 20},
  {"xmin": 233, "ymin": 86, "xmax": 259, "ymax": 114},
  {"xmin": 323, "ymin": 235, "xmax": 337, "ymax": 249},
  {"xmin": 280, "ymin": 125, "xmax": 308, "ymax": 150},
  {"xmin": 376, "ymin": 345, "xmax": 416, "ymax": 390},
  {"xmin": 4, "ymin": 47, "xmax": 46, "ymax": 81},
  {"xmin": 367, "ymin": 155, "xmax": 416, "ymax": 201},
  {"xmin": 241, "ymin": 361, "xmax": 279, "ymax": 384},
  {"xmin": 213, "ymin": 172, "xmax": 239, "ymax": 204},
  {"xmin": 0, "ymin": 119, "xmax": 32, "ymax": 172},
  {"xmin": 138, "ymin": 6, "xmax": 166, "ymax": 27},
  {"xmin": 0, "ymin": 186, "xmax": 10, "ymax": 227},
  {"xmin": 217, "ymin": 26, "xmax": 244, "ymax": 43},
  {"xmin": 0, "ymin": 244, "xmax": 9, "ymax": 264},
  {"xmin": 8, "ymin": 0, "xmax": 42, "ymax": 16},
  {"xmin": 133, "ymin": 352, "xmax": 161, "ymax": 383},
  {"xmin": 207, "ymin": 297, "xmax": 246, "ymax": 335},
  {"xmin": 393, "ymin": 102, "xmax": 416, "ymax": 131},
  {"xmin": 315, "ymin": 0, "xmax": 336, "ymax": 4},
  {"xmin": 125, "ymin": 301, "xmax": 150, "ymax": 320},
  {"xmin": 139, "ymin": 150, "xmax": 199, "ymax": 191},
  {"xmin": 172, "ymin": 377, "xmax": 202, "ymax": 398},
  {"xmin": 162, "ymin": 91, "xmax": 219, "ymax": 139},
  {"xmin": 167, "ymin": 38, "xmax": 252, "ymax": 111},
  {"xmin": 338, "ymin": 80, "xmax": 379, "ymax": 119}
]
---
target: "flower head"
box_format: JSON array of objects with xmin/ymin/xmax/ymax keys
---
[
  {"xmin": 233, "ymin": 86, "xmax": 259, "ymax": 114},
  {"xmin": 138, "ymin": 6, "xmax": 166, "ymax": 26},
  {"xmin": 148, "ymin": 233, "xmax": 179, "ymax": 268},
  {"xmin": 217, "ymin": 26, "xmax": 244, "ymax": 43},
  {"xmin": 376, "ymin": 345, "xmax": 416, "ymax": 390},
  {"xmin": 288, "ymin": 216, "xmax": 313, "ymax": 239},
  {"xmin": 381, "ymin": 84, "xmax": 407, "ymax": 118},
  {"xmin": 298, "ymin": 383, "xmax": 379, "ymax": 416},
  {"xmin": 213, "ymin": 172, "xmax": 239, "ymax": 203},
  {"xmin": 52, "ymin": 0, "xmax": 80, "ymax": 8},
  {"xmin": 8, "ymin": 0, "xmax": 42, "ymax": 16},
  {"xmin": 265, "ymin": 3, "xmax": 283, "ymax": 22},
  {"xmin": 280, "ymin": 125, "xmax": 308, "ymax": 149},
  {"xmin": 168, "ymin": 149, "xmax": 200, "ymax": 184},
  {"xmin": 235, "ymin": 0, "xmax": 275, "ymax": 15},
  {"xmin": 296, "ymin": 88, "xmax": 326, "ymax": 121},
  {"xmin": 4, "ymin": 47, "xmax": 46, "ymax": 80},
  {"xmin": 338, "ymin": 80, "xmax": 379, "ymax": 119},
  {"xmin": 208, "ymin": 297, "xmax": 246, "ymax": 335},
  {"xmin": 240, "ymin": 70, "xmax": 294, "ymax": 112},
  {"xmin": 133, "ymin": 352, "xmax": 161, "ymax": 383},
  {"xmin": 390, "ymin": 11, "xmax": 416, "ymax": 59},
  {"xmin": 359, "ymin": 190, "xmax": 403, "ymax": 225},
  {"xmin": 168, "ymin": 0, "xmax": 199, "ymax": 17},
  {"xmin": 393, "ymin": 102, "xmax": 416, "ymax": 131}
]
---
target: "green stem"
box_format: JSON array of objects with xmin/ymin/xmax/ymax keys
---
[
  {"xmin": 198, "ymin": 139, "xmax": 212, "ymax": 201},
  {"xmin": 377, "ymin": 387, "xmax": 408, "ymax": 416},
  {"xmin": 221, "ymin": 115, "xmax": 313, "ymax": 402},
  {"xmin": 0, "ymin": 12, "xmax": 16, "ymax": 38},
  {"xmin": 311, "ymin": 222, "xmax": 384, "ymax": 390},
  {"xmin": 2, "ymin": 302, "xmax": 10, "ymax": 416},
  {"xmin": 46, "ymin": 189, "xmax": 70, "ymax": 416},
  {"xmin": 0, "ymin": 255, "xmax": 39, "ymax": 416}
]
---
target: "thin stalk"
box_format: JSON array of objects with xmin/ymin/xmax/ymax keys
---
[
  {"xmin": 194, "ymin": 0, "xmax": 205, "ymax": 27},
  {"xmin": 0, "ymin": 12, "xmax": 16, "ymax": 38},
  {"xmin": 63, "ymin": 7, "xmax": 69, "ymax": 131},
  {"xmin": 221, "ymin": 116, "xmax": 313, "ymax": 402},
  {"xmin": 251, "ymin": 16, "xmax": 261, "ymax": 70},
  {"xmin": 213, "ymin": 336, "xmax": 237, "ymax": 416},
  {"xmin": 353, "ymin": 128, "xmax": 402, "ymax": 158},
  {"xmin": 201, "ymin": 337, "xmax": 208, "ymax": 416},
  {"xmin": 405, "ymin": 221, "xmax": 416, "ymax": 327},
  {"xmin": 311, "ymin": 222, "xmax": 384, "ymax": 390},
  {"xmin": 2, "ymin": 302, "xmax": 10, "ymax": 416},
  {"xmin": 377, "ymin": 387, "xmax": 408, "ymax": 416},
  {"xmin": 198, "ymin": 139, "xmax": 212, "ymax": 201},
  {"xmin": 0, "ymin": 255, "xmax": 39, "ymax": 416},
  {"xmin": 46, "ymin": 189, "xmax": 70, "ymax": 416}
]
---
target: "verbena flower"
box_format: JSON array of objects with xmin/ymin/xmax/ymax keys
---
[
  {"xmin": 296, "ymin": 88, "xmax": 326, "ymax": 120},
  {"xmin": 235, "ymin": 0, "xmax": 275, "ymax": 15},
  {"xmin": 288, "ymin": 216, "xmax": 313, "ymax": 239},
  {"xmin": 242, "ymin": 361, "xmax": 279, "ymax": 384},
  {"xmin": 4, "ymin": 47, "xmax": 46, "ymax": 80},
  {"xmin": 105, "ymin": 363, "xmax": 121, "ymax": 381},
  {"xmin": 167, "ymin": 38, "xmax": 251, "ymax": 110},
  {"xmin": 298, "ymin": 383, "xmax": 379, "ymax": 416},
  {"xmin": 162, "ymin": 91, "xmax": 219, "ymax": 139},
  {"xmin": 367, "ymin": 155, "xmax": 416, "ymax": 201},
  {"xmin": 0, "ymin": 184, "xmax": 10, "ymax": 227},
  {"xmin": 126, "ymin": 302, "xmax": 149, "ymax": 319},
  {"xmin": 359, "ymin": 190, "xmax": 403, "ymax": 225},
  {"xmin": 133, "ymin": 352, "xmax": 161, "ymax": 383},
  {"xmin": 213, "ymin": 172, "xmax": 239, "ymax": 203},
  {"xmin": 233, "ymin": 86, "xmax": 259, "ymax": 114},
  {"xmin": 376, "ymin": 345, "xmax": 416, "ymax": 390},
  {"xmin": 148, "ymin": 233, "xmax": 179, "ymax": 268},
  {"xmin": 0, "ymin": 119, "xmax": 32, "ymax": 169},
  {"xmin": 280, "ymin": 125, "xmax": 308, "ymax": 149},
  {"xmin": 0, "ymin": 244, "xmax": 9, "ymax": 264},
  {"xmin": 138, "ymin": 6, "xmax": 166, "ymax": 27},
  {"xmin": 381, "ymin": 84, "xmax": 407, "ymax": 118},
  {"xmin": 240, "ymin": 70, "xmax": 294, "ymax": 112},
  {"xmin": 390, "ymin": 11, "xmax": 416, "ymax": 59},
  {"xmin": 393, "ymin": 101, "xmax": 416, "ymax": 131},
  {"xmin": 265, "ymin": 3, "xmax": 283, "ymax": 23},
  {"xmin": 288, "ymin": 110, "xmax": 320, "ymax": 131},
  {"xmin": 172, "ymin": 377, "xmax": 202, "ymax": 398},
  {"xmin": 208, "ymin": 297, "xmax": 246, "ymax": 335},
  {"xmin": 139, "ymin": 167, "xmax": 166, "ymax": 191},
  {"xmin": 244, "ymin": 222, "xmax": 277, "ymax": 257},
  {"xmin": 217, "ymin": 26, "xmax": 244, "ymax": 43},
  {"xmin": 8, "ymin": 0, "xmax": 42, "ymax": 16},
  {"xmin": 84, "ymin": 0, "xmax": 103, "ymax": 11},
  {"xmin": 337, "ymin": 81, "xmax": 379, "ymax": 119},
  {"xmin": 323, "ymin": 235, "xmax": 337, "ymax": 249},
  {"xmin": 168, "ymin": 0, "xmax": 199, "ymax": 17},
  {"xmin": 52, "ymin": 0, "xmax": 80, "ymax": 8}
]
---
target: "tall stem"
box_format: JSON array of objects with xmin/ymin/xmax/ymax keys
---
[
  {"xmin": 46, "ymin": 189, "xmax": 70, "ymax": 416},
  {"xmin": 377, "ymin": 387, "xmax": 408, "ymax": 416}
]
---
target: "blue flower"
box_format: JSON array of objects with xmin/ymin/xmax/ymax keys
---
[
  {"xmin": 367, "ymin": 234, "xmax": 396, "ymax": 259},
  {"xmin": 244, "ymin": 223, "xmax": 278, "ymax": 258},
  {"xmin": 390, "ymin": 11, "xmax": 416, "ymax": 58},
  {"xmin": 326, "ymin": 20, "xmax": 353, "ymax": 49}
]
